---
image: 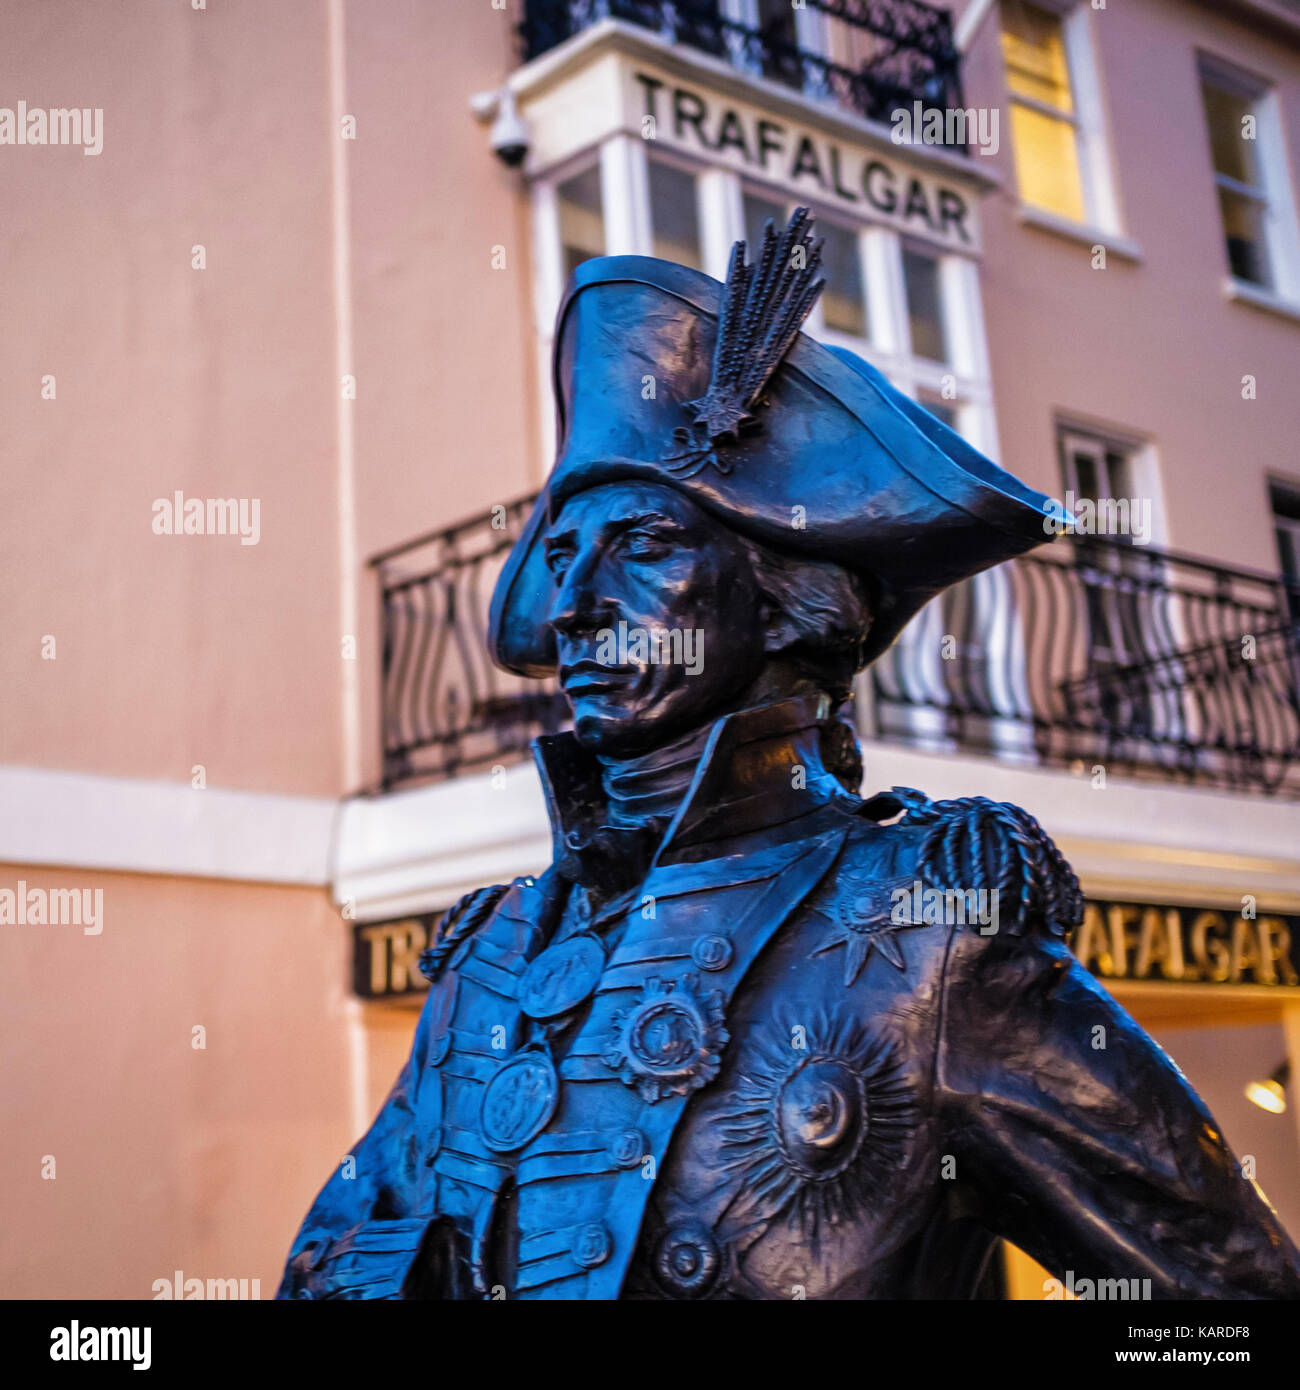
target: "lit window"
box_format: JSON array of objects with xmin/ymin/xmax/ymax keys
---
[
  {"xmin": 648, "ymin": 158, "xmax": 702, "ymax": 270},
  {"xmin": 556, "ymin": 164, "xmax": 604, "ymax": 280},
  {"xmin": 1001, "ymin": 2, "xmax": 1086, "ymax": 223},
  {"xmin": 1200, "ymin": 66, "xmax": 1273, "ymax": 288},
  {"xmin": 902, "ymin": 247, "xmax": 948, "ymax": 364}
]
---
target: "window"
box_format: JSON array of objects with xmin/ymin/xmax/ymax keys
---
[
  {"xmin": 902, "ymin": 246, "xmax": 949, "ymax": 364},
  {"xmin": 743, "ymin": 191, "xmax": 868, "ymax": 341},
  {"xmin": 648, "ymin": 158, "xmax": 702, "ymax": 270},
  {"xmin": 818, "ymin": 218, "xmax": 868, "ymax": 337},
  {"xmin": 755, "ymin": 0, "xmax": 803, "ymax": 90},
  {"xmin": 742, "ymin": 190, "xmax": 787, "ymax": 252},
  {"xmin": 917, "ymin": 391, "xmax": 959, "ymax": 432},
  {"xmin": 1200, "ymin": 63, "xmax": 1274, "ymax": 289},
  {"xmin": 556, "ymin": 164, "xmax": 604, "ymax": 280},
  {"xmin": 1060, "ymin": 428, "xmax": 1135, "ymax": 530},
  {"xmin": 1271, "ymin": 482, "xmax": 1300, "ymax": 621},
  {"xmin": 1001, "ymin": 2, "xmax": 1086, "ymax": 223},
  {"xmin": 1058, "ymin": 426, "xmax": 1145, "ymax": 672}
]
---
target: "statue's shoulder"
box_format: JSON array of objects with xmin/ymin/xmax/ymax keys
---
[
  {"xmin": 845, "ymin": 785, "xmax": 1084, "ymax": 939},
  {"xmin": 418, "ymin": 881, "xmax": 514, "ymax": 984}
]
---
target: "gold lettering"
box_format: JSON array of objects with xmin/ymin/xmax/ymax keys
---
[
  {"xmin": 388, "ymin": 923, "xmax": 428, "ymax": 993},
  {"xmin": 1073, "ymin": 904, "xmax": 1117, "ymax": 975},
  {"xmin": 1190, "ymin": 911, "xmax": 1230, "ymax": 983},
  {"xmin": 1106, "ymin": 905, "xmax": 1140, "ymax": 978},
  {"xmin": 1259, "ymin": 918, "xmax": 1300, "ymax": 987},
  {"xmin": 359, "ymin": 924, "xmax": 394, "ymax": 995},
  {"xmin": 1134, "ymin": 907, "xmax": 1184, "ymax": 980},
  {"xmin": 1229, "ymin": 915, "xmax": 1263, "ymax": 983}
]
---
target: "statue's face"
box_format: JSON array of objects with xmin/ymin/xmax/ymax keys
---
[{"xmin": 543, "ymin": 481, "xmax": 768, "ymax": 755}]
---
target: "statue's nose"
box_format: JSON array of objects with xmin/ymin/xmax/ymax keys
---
[{"xmin": 547, "ymin": 550, "xmax": 610, "ymax": 636}]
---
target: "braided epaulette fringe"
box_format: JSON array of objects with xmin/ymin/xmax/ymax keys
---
[
  {"xmin": 418, "ymin": 882, "xmax": 511, "ymax": 983},
  {"xmin": 875, "ymin": 786, "xmax": 1084, "ymax": 938}
]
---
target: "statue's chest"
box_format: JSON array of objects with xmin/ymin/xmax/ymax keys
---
[{"xmin": 418, "ymin": 832, "xmax": 940, "ymax": 1297}]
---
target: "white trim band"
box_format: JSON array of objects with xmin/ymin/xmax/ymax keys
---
[{"xmin": 0, "ymin": 765, "xmax": 336, "ymax": 886}]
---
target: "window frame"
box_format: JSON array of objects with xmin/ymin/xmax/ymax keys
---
[
  {"xmin": 999, "ymin": 0, "xmax": 1122, "ymax": 236},
  {"xmin": 645, "ymin": 146, "xmax": 708, "ymax": 272},
  {"xmin": 1197, "ymin": 52, "xmax": 1300, "ymax": 303}
]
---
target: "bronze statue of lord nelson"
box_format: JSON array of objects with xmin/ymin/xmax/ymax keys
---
[{"xmin": 280, "ymin": 210, "xmax": 1300, "ymax": 1300}]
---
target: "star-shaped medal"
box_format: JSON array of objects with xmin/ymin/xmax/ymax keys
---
[{"xmin": 810, "ymin": 872, "xmax": 925, "ymax": 985}]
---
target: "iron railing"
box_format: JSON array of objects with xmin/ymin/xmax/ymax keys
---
[
  {"xmin": 373, "ymin": 495, "xmax": 1300, "ymax": 795},
  {"xmin": 371, "ymin": 497, "xmax": 569, "ymax": 788},
  {"xmin": 871, "ymin": 538, "xmax": 1300, "ymax": 795},
  {"xmin": 520, "ymin": 0, "xmax": 964, "ymax": 136}
]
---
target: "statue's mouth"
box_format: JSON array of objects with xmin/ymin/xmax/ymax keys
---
[{"xmin": 560, "ymin": 659, "xmax": 636, "ymax": 695}]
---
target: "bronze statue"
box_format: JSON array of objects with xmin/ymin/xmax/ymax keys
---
[{"xmin": 280, "ymin": 210, "xmax": 1300, "ymax": 1300}]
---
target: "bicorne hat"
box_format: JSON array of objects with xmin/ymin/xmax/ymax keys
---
[{"xmin": 489, "ymin": 209, "xmax": 1065, "ymax": 676}]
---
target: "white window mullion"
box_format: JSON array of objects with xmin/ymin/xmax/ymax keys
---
[
  {"xmin": 600, "ymin": 135, "xmax": 652, "ymax": 256},
  {"xmin": 1062, "ymin": 3, "xmax": 1120, "ymax": 235},
  {"xmin": 939, "ymin": 256, "xmax": 989, "ymax": 389},
  {"xmin": 697, "ymin": 167, "xmax": 745, "ymax": 281},
  {"xmin": 529, "ymin": 177, "xmax": 563, "ymax": 460},
  {"xmin": 1255, "ymin": 88, "xmax": 1300, "ymax": 300},
  {"xmin": 864, "ymin": 226, "xmax": 908, "ymax": 359}
]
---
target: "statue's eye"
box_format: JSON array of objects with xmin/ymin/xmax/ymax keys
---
[
  {"xmin": 544, "ymin": 546, "xmax": 573, "ymax": 578},
  {"xmin": 624, "ymin": 529, "xmax": 673, "ymax": 560}
]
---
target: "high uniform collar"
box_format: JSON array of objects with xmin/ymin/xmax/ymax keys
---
[{"xmin": 531, "ymin": 693, "xmax": 859, "ymax": 873}]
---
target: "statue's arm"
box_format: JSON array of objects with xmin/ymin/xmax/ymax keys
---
[
  {"xmin": 936, "ymin": 929, "xmax": 1300, "ymax": 1299},
  {"xmin": 275, "ymin": 1043, "xmax": 429, "ymax": 1300}
]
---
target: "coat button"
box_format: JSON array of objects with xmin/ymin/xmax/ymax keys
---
[
  {"xmin": 572, "ymin": 1222, "xmax": 612, "ymax": 1269},
  {"xmin": 607, "ymin": 1128, "xmax": 646, "ymax": 1169},
  {"xmin": 691, "ymin": 934, "xmax": 733, "ymax": 971},
  {"xmin": 654, "ymin": 1222, "xmax": 721, "ymax": 1298}
]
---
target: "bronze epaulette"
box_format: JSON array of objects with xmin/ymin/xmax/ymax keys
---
[
  {"xmin": 859, "ymin": 786, "xmax": 1083, "ymax": 938},
  {"xmin": 418, "ymin": 882, "xmax": 512, "ymax": 983}
]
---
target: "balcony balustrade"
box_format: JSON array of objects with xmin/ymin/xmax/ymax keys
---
[{"xmin": 371, "ymin": 494, "xmax": 1300, "ymax": 797}]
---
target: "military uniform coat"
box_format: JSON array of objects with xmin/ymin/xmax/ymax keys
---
[{"xmin": 278, "ymin": 698, "xmax": 1300, "ymax": 1300}]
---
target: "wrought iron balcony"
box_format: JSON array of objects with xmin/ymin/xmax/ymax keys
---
[
  {"xmin": 372, "ymin": 494, "xmax": 1300, "ymax": 796},
  {"xmin": 519, "ymin": 1, "xmax": 964, "ymax": 135}
]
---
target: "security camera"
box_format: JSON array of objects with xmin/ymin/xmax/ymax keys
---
[{"xmin": 490, "ymin": 89, "xmax": 529, "ymax": 169}]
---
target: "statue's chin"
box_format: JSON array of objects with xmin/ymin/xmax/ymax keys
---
[
  {"xmin": 570, "ymin": 707, "xmax": 662, "ymax": 758},
  {"xmin": 568, "ymin": 695, "xmax": 695, "ymax": 759}
]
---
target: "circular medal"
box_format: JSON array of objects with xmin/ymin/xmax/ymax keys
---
[
  {"xmin": 518, "ymin": 933, "xmax": 606, "ymax": 1021},
  {"xmin": 603, "ymin": 974, "xmax": 729, "ymax": 1103},
  {"xmin": 478, "ymin": 1048, "xmax": 560, "ymax": 1153}
]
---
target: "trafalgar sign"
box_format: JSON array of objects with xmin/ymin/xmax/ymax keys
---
[
  {"xmin": 353, "ymin": 898, "xmax": 1300, "ymax": 1001},
  {"xmin": 625, "ymin": 64, "xmax": 982, "ymax": 252}
]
